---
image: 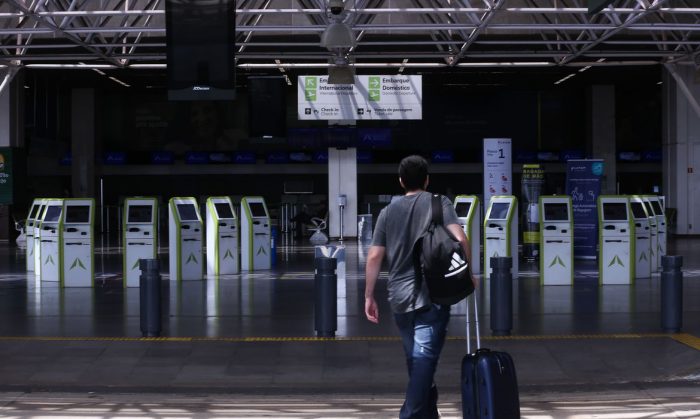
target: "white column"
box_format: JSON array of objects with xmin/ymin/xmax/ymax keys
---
[
  {"xmin": 588, "ymin": 85, "xmax": 616, "ymax": 194},
  {"xmin": 662, "ymin": 64, "xmax": 700, "ymax": 235},
  {"xmin": 328, "ymin": 147, "xmax": 358, "ymax": 238},
  {"xmin": 71, "ymin": 89, "xmax": 96, "ymax": 198}
]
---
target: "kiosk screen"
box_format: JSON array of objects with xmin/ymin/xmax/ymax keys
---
[
  {"xmin": 455, "ymin": 202, "xmax": 472, "ymax": 218},
  {"xmin": 177, "ymin": 204, "xmax": 199, "ymax": 221},
  {"xmin": 28, "ymin": 205, "xmax": 40, "ymax": 221},
  {"xmin": 651, "ymin": 200, "xmax": 663, "ymax": 215},
  {"xmin": 631, "ymin": 202, "xmax": 647, "ymax": 219},
  {"xmin": 128, "ymin": 205, "xmax": 153, "ymax": 223},
  {"xmin": 65, "ymin": 206, "xmax": 90, "ymax": 223},
  {"xmin": 544, "ymin": 203, "xmax": 569, "ymax": 221},
  {"xmin": 603, "ymin": 203, "xmax": 628, "ymax": 221},
  {"xmin": 489, "ymin": 203, "xmax": 510, "ymax": 220},
  {"xmin": 44, "ymin": 206, "xmax": 62, "ymax": 223},
  {"xmin": 215, "ymin": 203, "xmax": 234, "ymax": 219},
  {"xmin": 249, "ymin": 202, "xmax": 267, "ymax": 218}
]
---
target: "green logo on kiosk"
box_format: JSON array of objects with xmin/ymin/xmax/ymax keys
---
[
  {"xmin": 224, "ymin": 249, "xmax": 234, "ymax": 260},
  {"xmin": 639, "ymin": 252, "xmax": 648, "ymax": 262},
  {"xmin": 548, "ymin": 255, "xmax": 566, "ymax": 268},
  {"xmin": 69, "ymin": 258, "xmax": 86, "ymax": 270},
  {"xmin": 608, "ymin": 255, "xmax": 625, "ymax": 267},
  {"xmin": 257, "ymin": 246, "xmax": 267, "ymax": 256},
  {"xmin": 45, "ymin": 255, "xmax": 55, "ymax": 265},
  {"xmin": 131, "ymin": 260, "xmax": 140, "ymax": 270},
  {"xmin": 186, "ymin": 253, "xmax": 198, "ymax": 264}
]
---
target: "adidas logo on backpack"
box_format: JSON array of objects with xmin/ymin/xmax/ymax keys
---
[{"xmin": 446, "ymin": 252, "xmax": 469, "ymax": 278}]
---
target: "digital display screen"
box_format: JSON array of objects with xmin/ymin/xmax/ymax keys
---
[
  {"xmin": 43, "ymin": 206, "xmax": 63, "ymax": 223},
  {"xmin": 28, "ymin": 205, "xmax": 40, "ymax": 220},
  {"xmin": 544, "ymin": 203, "xmax": 569, "ymax": 221},
  {"xmin": 128, "ymin": 205, "xmax": 153, "ymax": 223},
  {"xmin": 651, "ymin": 201, "xmax": 663, "ymax": 215},
  {"xmin": 248, "ymin": 202, "xmax": 267, "ymax": 218},
  {"xmin": 215, "ymin": 203, "xmax": 234, "ymax": 219},
  {"xmin": 603, "ymin": 203, "xmax": 628, "ymax": 221},
  {"xmin": 455, "ymin": 202, "xmax": 472, "ymax": 218},
  {"xmin": 65, "ymin": 206, "xmax": 90, "ymax": 223},
  {"xmin": 489, "ymin": 203, "xmax": 510, "ymax": 220},
  {"xmin": 177, "ymin": 204, "xmax": 199, "ymax": 221},
  {"xmin": 630, "ymin": 202, "xmax": 647, "ymax": 219}
]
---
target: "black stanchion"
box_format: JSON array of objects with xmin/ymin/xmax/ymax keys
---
[
  {"xmin": 139, "ymin": 259, "xmax": 162, "ymax": 337},
  {"xmin": 490, "ymin": 256, "xmax": 513, "ymax": 336},
  {"xmin": 661, "ymin": 255, "xmax": 683, "ymax": 333},
  {"xmin": 314, "ymin": 256, "xmax": 337, "ymax": 338}
]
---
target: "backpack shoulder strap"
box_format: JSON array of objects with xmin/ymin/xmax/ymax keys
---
[{"xmin": 431, "ymin": 194, "xmax": 443, "ymax": 225}]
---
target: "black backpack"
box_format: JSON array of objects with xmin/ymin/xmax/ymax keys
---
[{"xmin": 412, "ymin": 194, "xmax": 475, "ymax": 306}]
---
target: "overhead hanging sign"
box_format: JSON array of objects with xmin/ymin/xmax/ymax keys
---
[{"xmin": 297, "ymin": 75, "xmax": 422, "ymax": 120}]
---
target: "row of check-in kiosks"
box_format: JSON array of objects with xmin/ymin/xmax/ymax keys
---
[
  {"xmin": 453, "ymin": 194, "xmax": 667, "ymax": 285},
  {"xmin": 24, "ymin": 196, "xmax": 273, "ymax": 287}
]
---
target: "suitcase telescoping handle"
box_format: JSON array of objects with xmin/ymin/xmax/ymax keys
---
[{"xmin": 466, "ymin": 293, "xmax": 481, "ymax": 353}]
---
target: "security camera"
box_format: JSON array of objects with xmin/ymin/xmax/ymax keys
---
[{"xmin": 329, "ymin": 0, "xmax": 344, "ymax": 15}]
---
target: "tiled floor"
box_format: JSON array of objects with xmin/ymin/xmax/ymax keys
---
[{"xmin": 0, "ymin": 235, "xmax": 698, "ymax": 417}]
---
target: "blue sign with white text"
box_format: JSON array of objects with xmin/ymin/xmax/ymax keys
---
[
  {"xmin": 104, "ymin": 152, "xmax": 127, "ymax": 165},
  {"xmin": 566, "ymin": 159, "xmax": 604, "ymax": 259}
]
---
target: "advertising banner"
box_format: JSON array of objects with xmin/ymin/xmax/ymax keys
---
[
  {"xmin": 297, "ymin": 75, "xmax": 422, "ymax": 120},
  {"xmin": 0, "ymin": 148, "xmax": 12, "ymax": 204},
  {"xmin": 483, "ymin": 138, "xmax": 512, "ymax": 208},
  {"xmin": 566, "ymin": 159, "xmax": 604, "ymax": 259},
  {"xmin": 521, "ymin": 164, "xmax": 545, "ymax": 262}
]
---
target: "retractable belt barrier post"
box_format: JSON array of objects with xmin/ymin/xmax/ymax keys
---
[
  {"xmin": 661, "ymin": 255, "xmax": 683, "ymax": 333},
  {"xmin": 490, "ymin": 256, "xmax": 513, "ymax": 336},
  {"xmin": 314, "ymin": 256, "xmax": 337, "ymax": 338},
  {"xmin": 139, "ymin": 259, "xmax": 162, "ymax": 337}
]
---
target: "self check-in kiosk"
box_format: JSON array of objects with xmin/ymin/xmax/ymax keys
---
[
  {"xmin": 37, "ymin": 199, "xmax": 64, "ymax": 283},
  {"xmin": 169, "ymin": 197, "xmax": 204, "ymax": 281},
  {"xmin": 33, "ymin": 199, "xmax": 48, "ymax": 277},
  {"xmin": 539, "ymin": 196, "xmax": 573, "ymax": 285},
  {"xmin": 123, "ymin": 198, "xmax": 158, "ymax": 287},
  {"xmin": 598, "ymin": 196, "xmax": 634, "ymax": 285},
  {"xmin": 454, "ymin": 195, "xmax": 481, "ymax": 275},
  {"xmin": 206, "ymin": 197, "xmax": 239, "ymax": 276},
  {"xmin": 630, "ymin": 196, "xmax": 652, "ymax": 279},
  {"xmin": 241, "ymin": 196, "xmax": 271, "ymax": 271},
  {"xmin": 646, "ymin": 195, "xmax": 667, "ymax": 270},
  {"xmin": 25, "ymin": 199, "xmax": 43, "ymax": 272},
  {"xmin": 483, "ymin": 196, "xmax": 518, "ymax": 279},
  {"xmin": 641, "ymin": 197, "xmax": 658, "ymax": 272},
  {"xmin": 61, "ymin": 199, "xmax": 95, "ymax": 287}
]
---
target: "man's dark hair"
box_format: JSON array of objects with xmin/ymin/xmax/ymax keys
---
[{"xmin": 399, "ymin": 155, "xmax": 429, "ymax": 191}]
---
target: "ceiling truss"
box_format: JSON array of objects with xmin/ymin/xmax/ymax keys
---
[{"xmin": 0, "ymin": 0, "xmax": 699, "ymax": 70}]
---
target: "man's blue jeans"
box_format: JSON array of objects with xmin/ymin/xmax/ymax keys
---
[{"xmin": 394, "ymin": 303, "xmax": 451, "ymax": 419}]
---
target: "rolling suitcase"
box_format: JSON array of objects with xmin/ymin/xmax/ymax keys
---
[{"xmin": 462, "ymin": 293, "xmax": 520, "ymax": 419}]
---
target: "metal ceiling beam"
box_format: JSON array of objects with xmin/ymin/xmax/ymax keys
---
[
  {"xmin": 3, "ymin": 0, "xmax": 123, "ymax": 66},
  {"xmin": 450, "ymin": 0, "xmax": 506, "ymax": 66},
  {"xmin": 559, "ymin": 0, "xmax": 671, "ymax": 65}
]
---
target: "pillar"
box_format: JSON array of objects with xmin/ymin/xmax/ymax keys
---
[
  {"xmin": 328, "ymin": 147, "xmax": 357, "ymax": 238},
  {"xmin": 71, "ymin": 89, "xmax": 96, "ymax": 198},
  {"xmin": 662, "ymin": 64, "xmax": 700, "ymax": 235},
  {"xmin": 587, "ymin": 85, "xmax": 616, "ymax": 194},
  {"xmin": 0, "ymin": 68, "xmax": 24, "ymax": 241}
]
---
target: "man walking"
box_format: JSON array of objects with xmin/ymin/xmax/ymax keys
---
[{"xmin": 364, "ymin": 155, "xmax": 476, "ymax": 419}]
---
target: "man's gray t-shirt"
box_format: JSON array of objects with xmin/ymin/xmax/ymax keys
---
[{"xmin": 371, "ymin": 191, "xmax": 459, "ymax": 313}]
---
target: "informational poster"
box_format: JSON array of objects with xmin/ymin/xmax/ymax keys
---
[
  {"xmin": 566, "ymin": 159, "xmax": 604, "ymax": 259},
  {"xmin": 0, "ymin": 148, "xmax": 12, "ymax": 204},
  {"xmin": 483, "ymin": 138, "xmax": 512, "ymax": 208},
  {"xmin": 297, "ymin": 75, "xmax": 422, "ymax": 120}
]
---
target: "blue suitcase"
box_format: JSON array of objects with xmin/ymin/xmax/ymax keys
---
[{"xmin": 462, "ymin": 294, "xmax": 520, "ymax": 419}]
